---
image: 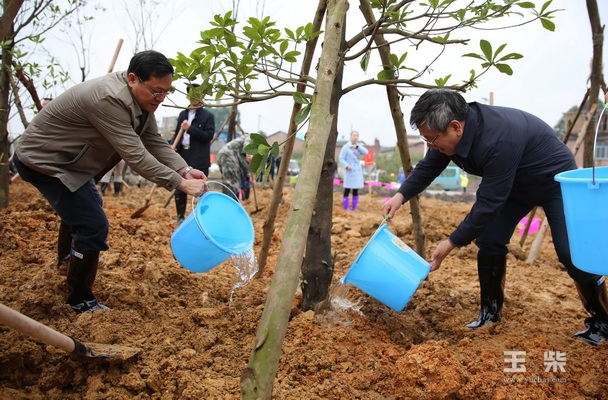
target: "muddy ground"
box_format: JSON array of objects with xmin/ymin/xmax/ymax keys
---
[{"xmin": 1, "ymin": 179, "xmax": 607, "ymax": 399}]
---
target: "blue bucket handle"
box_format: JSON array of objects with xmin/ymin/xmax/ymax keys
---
[
  {"xmin": 189, "ymin": 180, "xmax": 242, "ymax": 241},
  {"xmin": 592, "ymin": 104, "xmax": 608, "ymax": 185}
]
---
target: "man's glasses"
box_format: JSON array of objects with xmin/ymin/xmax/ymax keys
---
[
  {"xmin": 137, "ymin": 77, "xmax": 175, "ymax": 99},
  {"xmin": 420, "ymin": 132, "xmax": 440, "ymax": 145}
]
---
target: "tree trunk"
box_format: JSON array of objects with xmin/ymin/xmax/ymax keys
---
[
  {"xmin": 228, "ymin": 104, "xmax": 238, "ymax": 142},
  {"xmin": 583, "ymin": 0, "xmax": 603, "ymax": 168},
  {"xmin": 240, "ymin": 1, "xmax": 349, "ymax": 398},
  {"xmin": 301, "ymin": 4, "xmax": 345, "ymax": 312},
  {"xmin": 0, "ymin": 8, "xmax": 14, "ymax": 209},
  {"xmin": 0, "ymin": 0, "xmax": 24, "ymax": 41},
  {"xmin": 255, "ymin": 1, "xmax": 327, "ymax": 276},
  {"xmin": 359, "ymin": 0, "xmax": 426, "ymax": 255}
]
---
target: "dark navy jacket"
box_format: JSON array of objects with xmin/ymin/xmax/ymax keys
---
[
  {"xmin": 398, "ymin": 102, "xmax": 577, "ymax": 247},
  {"xmin": 173, "ymin": 107, "xmax": 215, "ymax": 171}
]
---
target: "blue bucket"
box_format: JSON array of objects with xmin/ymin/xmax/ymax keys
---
[
  {"xmin": 555, "ymin": 166, "xmax": 608, "ymax": 275},
  {"xmin": 341, "ymin": 224, "xmax": 430, "ymax": 312},
  {"xmin": 170, "ymin": 191, "xmax": 254, "ymax": 273}
]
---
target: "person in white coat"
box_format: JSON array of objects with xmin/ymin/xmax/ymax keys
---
[{"xmin": 339, "ymin": 131, "xmax": 368, "ymax": 211}]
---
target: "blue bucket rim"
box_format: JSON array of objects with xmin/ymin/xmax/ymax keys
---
[
  {"xmin": 343, "ymin": 223, "xmax": 389, "ymax": 283},
  {"xmin": 555, "ymin": 166, "xmax": 608, "ymax": 183},
  {"xmin": 193, "ymin": 191, "xmax": 254, "ymax": 255}
]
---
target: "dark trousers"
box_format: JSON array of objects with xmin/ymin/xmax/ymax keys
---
[
  {"xmin": 475, "ymin": 183, "xmax": 599, "ymax": 284},
  {"xmin": 13, "ymin": 153, "xmax": 109, "ymax": 252}
]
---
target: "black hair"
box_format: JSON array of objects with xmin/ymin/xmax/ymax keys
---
[
  {"xmin": 410, "ymin": 89, "xmax": 469, "ymax": 132},
  {"xmin": 186, "ymin": 83, "xmax": 200, "ymax": 94},
  {"xmin": 127, "ymin": 50, "xmax": 174, "ymax": 81}
]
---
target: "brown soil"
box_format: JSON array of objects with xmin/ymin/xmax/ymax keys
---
[{"xmin": 1, "ymin": 179, "xmax": 607, "ymax": 399}]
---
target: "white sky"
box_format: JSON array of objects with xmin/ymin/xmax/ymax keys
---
[{"xmin": 12, "ymin": 0, "xmax": 608, "ymax": 147}]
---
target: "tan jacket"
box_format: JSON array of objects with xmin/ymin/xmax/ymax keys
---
[{"xmin": 16, "ymin": 72, "xmax": 186, "ymax": 192}]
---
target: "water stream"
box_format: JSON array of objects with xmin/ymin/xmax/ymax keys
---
[{"xmin": 227, "ymin": 248, "xmax": 258, "ymax": 304}]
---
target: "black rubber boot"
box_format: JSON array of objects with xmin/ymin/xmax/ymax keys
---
[
  {"xmin": 99, "ymin": 182, "xmax": 108, "ymax": 196},
  {"xmin": 243, "ymin": 188, "xmax": 250, "ymax": 201},
  {"xmin": 113, "ymin": 182, "xmax": 123, "ymax": 196},
  {"xmin": 57, "ymin": 221, "xmax": 72, "ymax": 269},
  {"xmin": 573, "ymin": 279, "xmax": 608, "ymax": 346},
  {"xmin": 174, "ymin": 191, "xmax": 187, "ymax": 224},
  {"xmin": 466, "ymin": 252, "xmax": 506, "ymax": 329},
  {"xmin": 66, "ymin": 249, "xmax": 108, "ymax": 314}
]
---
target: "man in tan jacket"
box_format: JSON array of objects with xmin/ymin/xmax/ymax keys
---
[{"xmin": 14, "ymin": 50, "xmax": 208, "ymax": 314}]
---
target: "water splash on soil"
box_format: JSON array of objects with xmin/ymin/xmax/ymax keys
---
[{"xmin": 316, "ymin": 280, "xmax": 363, "ymax": 327}]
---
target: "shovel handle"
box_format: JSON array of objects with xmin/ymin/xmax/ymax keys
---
[
  {"xmin": 171, "ymin": 127, "xmax": 185, "ymax": 151},
  {"xmin": 107, "ymin": 39, "xmax": 123, "ymax": 73},
  {"xmin": 0, "ymin": 303, "xmax": 77, "ymax": 354},
  {"xmin": 144, "ymin": 184, "xmax": 157, "ymax": 201}
]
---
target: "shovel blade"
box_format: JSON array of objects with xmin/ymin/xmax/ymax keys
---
[
  {"xmin": 61, "ymin": 343, "xmax": 142, "ymax": 363},
  {"xmin": 88, "ymin": 342, "xmax": 142, "ymax": 360},
  {"xmin": 130, "ymin": 203, "xmax": 150, "ymax": 218}
]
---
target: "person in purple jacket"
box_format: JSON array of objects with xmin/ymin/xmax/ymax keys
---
[{"xmin": 383, "ymin": 89, "xmax": 608, "ymax": 346}]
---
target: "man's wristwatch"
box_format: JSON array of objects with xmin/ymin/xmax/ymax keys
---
[{"xmin": 181, "ymin": 166, "xmax": 193, "ymax": 177}]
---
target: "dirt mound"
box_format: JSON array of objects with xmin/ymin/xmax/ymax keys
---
[{"xmin": 1, "ymin": 180, "xmax": 607, "ymax": 399}]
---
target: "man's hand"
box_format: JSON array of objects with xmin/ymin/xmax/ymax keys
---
[
  {"xmin": 180, "ymin": 120, "xmax": 190, "ymax": 131},
  {"xmin": 430, "ymin": 239, "xmax": 456, "ymax": 271},
  {"xmin": 177, "ymin": 168, "xmax": 208, "ymax": 197},
  {"xmin": 382, "ymin": 193, "xmax": 404, "ymax": 220}
]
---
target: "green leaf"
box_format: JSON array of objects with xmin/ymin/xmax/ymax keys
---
[
  {"xmin": 283, "ymin": 50, "xmax": 300, "ymax": 62},
  {"xmin": 250, "ymin": 133, "xmax": 270, "ymax": 146},
  {"xmin": 434, "ymin": 74, "xmax": 452, "ymax": 86},
  {"xmin": 497, "ymin": 52, "xmax": 523, "ymax": 62},
  {"xmin": 271, "ymin": 142, "xmax": 280, "ymax": 158},
  {"xmin": 377, "ymin": 69, "xmax": 395, "ymax": 81},
  {"xmin": 517, "ymin": 2, "xmax": 536, "ymax": 9},
  {"xmin": 295, "ymin": 104, "xmax": 311, "ymax": 125},
  {"xmin": 244, "ymin": 143, "xmax": 260, "ymax": 155},
  {"xmin": 540, "ymin": 0, "xmax": 553, "ymax": 14},
  {"xmin": 495, "ymin": 63, "xmax": 513, "ymax": 75},
  {"xmin": 293, "ymin": 92, "xmax": 309, "ymax": 105},
  {"xmin": 462, "ymin": 53, "xmax": 485, "ymax": 61},
  {"xmin": 540, "ymin": 17, "xmax": 555, "ymax": 31},
  {"xmin": 279, "ymin": 40, "xmax": 288, "ymax": 54},
  {"xmin": 250, "ymin": 154, "xmax": 263, "ymax": 174},
  {"xmin": 360, "ymin": 50, "xmax": 371, "ymax": 72},
  {"xmin": 480, "ymin": 40, "xmax": 493, "ymax": 62},
  {"xmin": 493, "ymin": 43, "xmax": 507, "ymax": 58}
]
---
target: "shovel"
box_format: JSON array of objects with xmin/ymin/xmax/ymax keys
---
[
  {"xmin": 131, "ymin": 127, "xmax": 185, "ymax": 218},
  {"xmin": 0, "ymin": 303, "xmax": 141, "ymax": 361},
  {"xmin": 250, "ymin": 174, "xmax": 263, "ymax": 214}
]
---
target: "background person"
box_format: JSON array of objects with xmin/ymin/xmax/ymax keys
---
[
  {"xmin": 13, "ymin": 50, "xmax": 208, "ymax": 314},
  {"xmin": 99, "ymin": 159, "xmax": 126, "ymax": 196},
  {"xmin": 339, "ymin": 130, "xmax": 368, "ymax": 211},
  {"xmin": 460, "ymin": 171, "xmax": 469, "ymax": 193},
  {"xmin": 383, "ymin": 88, "xmax": 608, "ymax": 346},
  {"xmin": 171, "ymin": 83, "xmax": 215, "ymax": 224},
  {"xmin": 217, "ymin": 134, "xmax": 252, "ymax": 198}
]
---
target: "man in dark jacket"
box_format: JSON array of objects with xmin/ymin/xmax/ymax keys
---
[
  {"xmin": 171, "ymin": 84, "xmax": 215, "ymax": 223},
  {"xmin": 383, "ymin": 89, "xmax": 608, "ymax": 346}
]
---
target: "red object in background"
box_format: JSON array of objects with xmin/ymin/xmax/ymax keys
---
[
  {"xmin": 210, "ymin": 153, "xmax": 215, "ymax": 164},
  {"xmin": 364, "ymin": 149, "xmax": 374, "ymax": 167}
]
